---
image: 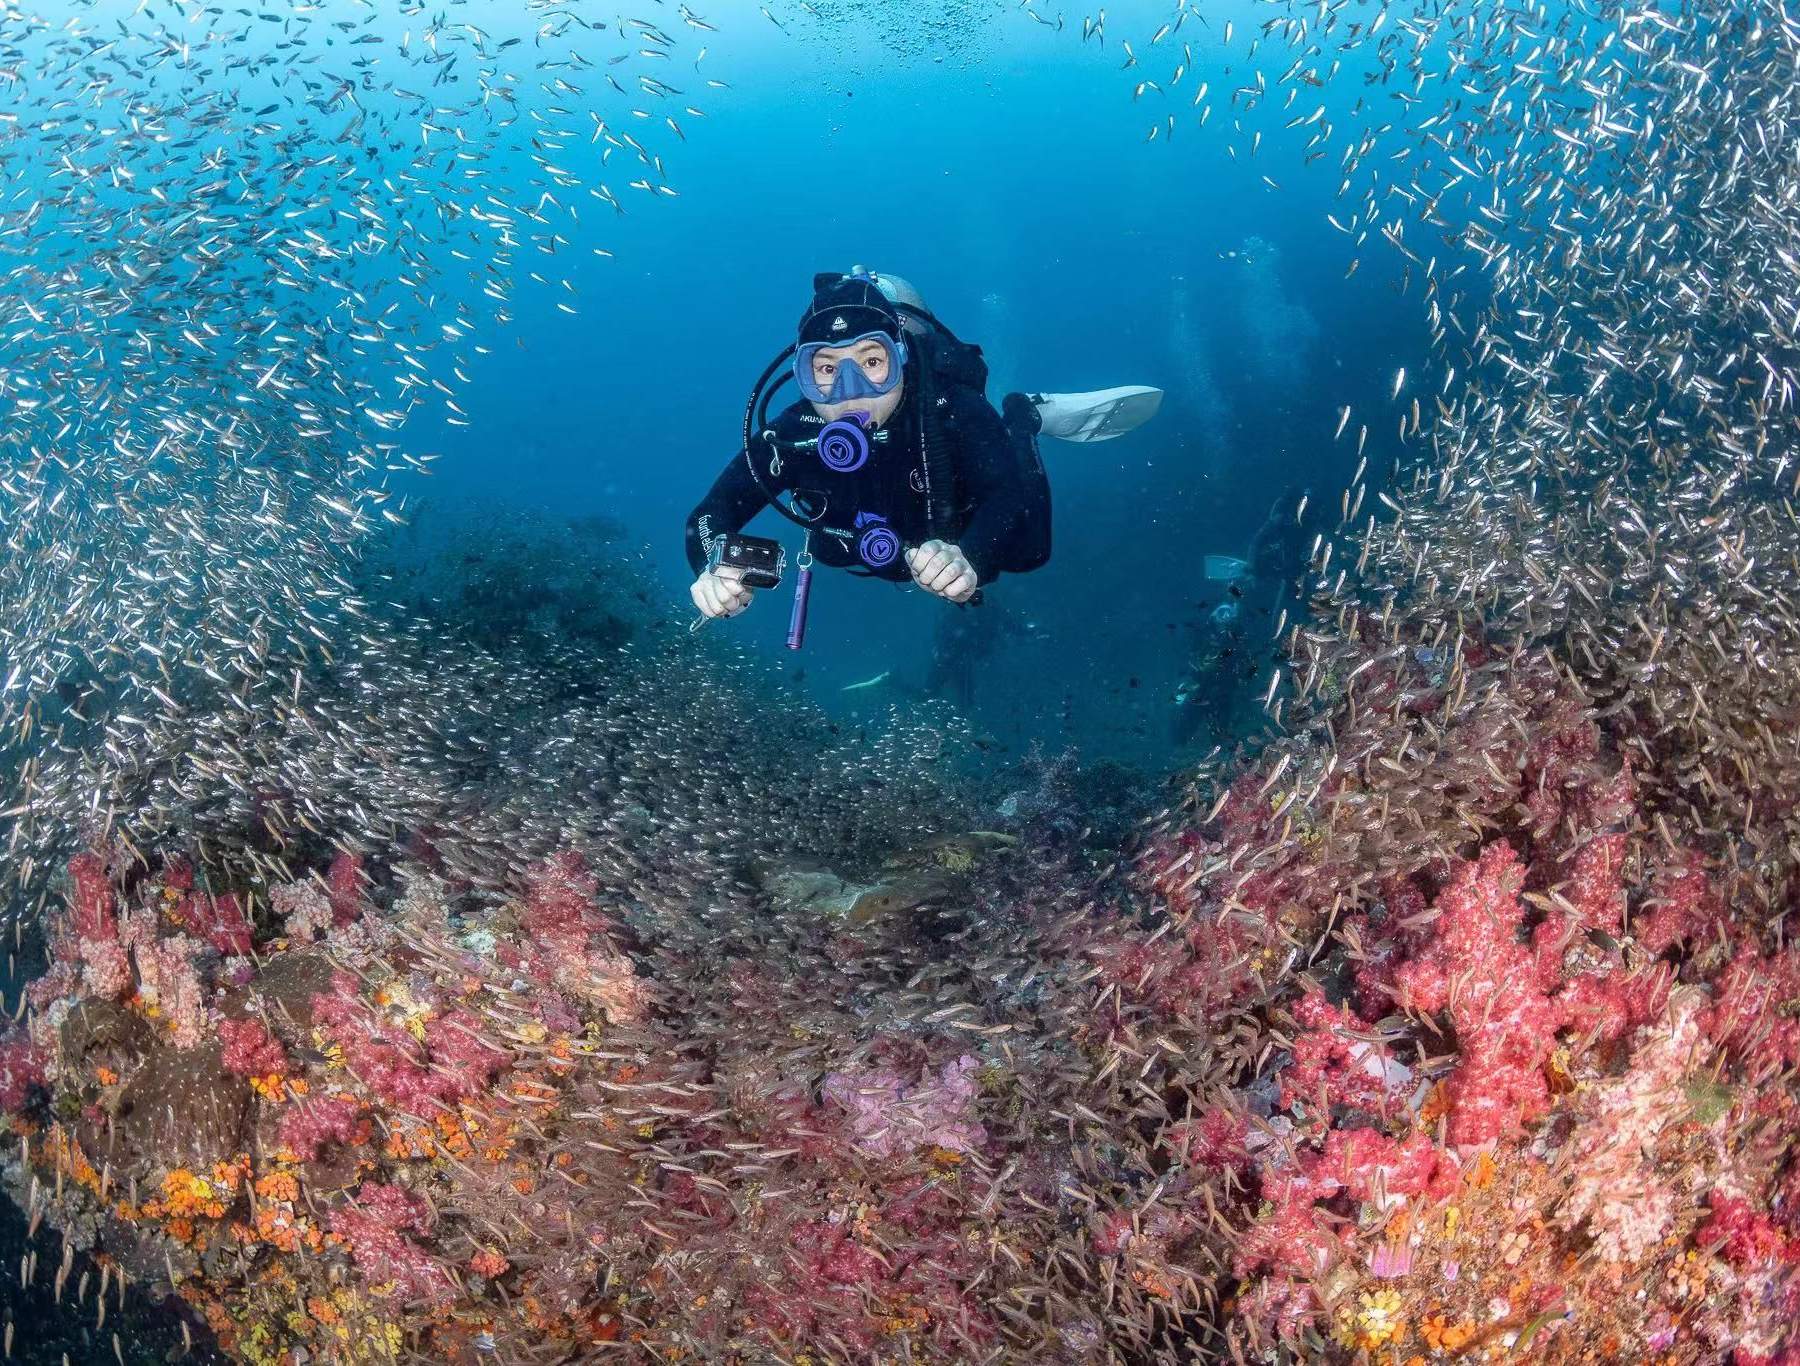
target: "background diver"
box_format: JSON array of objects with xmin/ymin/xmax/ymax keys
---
[
  {"xmin": 1170, "ymin": 600, "xmax": 1249, "ymax": 747},
  {"xmin": 1171, "ymin": 485, "xmax": 1322, "ymax": 747},
  {"xmin": 685, "ymin": 269, "xmax": 1162, "ymax": 624}
]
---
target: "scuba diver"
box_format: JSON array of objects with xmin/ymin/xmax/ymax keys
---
[
  {"xmin": 1246, "ymin": 484, "xmax": 1319, "ymax": 627},
  {"xmin": 1170, "ymin": 486, "xmax": 1321, "ymax": 746},
  {"xmin": 1170, "ymin": 600, "xmax": 1249, "ymax": 747},
  {"xmin": 685, "ymin": 269, "xmax": 1161, "ymax": 629}
]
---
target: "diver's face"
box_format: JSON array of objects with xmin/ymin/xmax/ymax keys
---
[
  {"xmin": 808, "ymin": 337, "xmax": 905, "ymax": 426},
  {"xmin": 809, "ymin": 337, "xmax": 893, "ymax": 393}
]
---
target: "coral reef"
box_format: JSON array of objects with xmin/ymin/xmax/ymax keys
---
[{"xmin": 2, "ymin": 615, "xmax": 1794, "ymax": 1366}]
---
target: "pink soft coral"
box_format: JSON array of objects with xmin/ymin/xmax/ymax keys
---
[
  {"xmin": 78, "ymin": 937, "xmax": 132, "ymax": 1000},
  {"xmin": 515, "ymin": 852, "xmax": 646, "ymax": 1021},
  {"xmin": 821, "ymin": 1053, "xmax": 987, "ymax": 1159},
  {"xmin": 329, "ymin": 1182, "xmax": 450, "ymax": 1305},
  {"xmin": 311, "ymin": 971, "xmax": 506, "ymax": 1116},
  {"xmin": 1557, "ymin": 996, "xmax": 1714, "ymax": 1263},
  {"xmin": 279, "ymin": 1095, "xmax": 365, "ymax": 1161},
  {"xmin": 131, "ymin": 934, "xmax": 209, "ymax": 1049},
  {"xmin": 218, "ymin": 1017, "xmax": 288, "ymax": 1078},
  {"xmin": 1394, "ymin": 841, "xmax": 1561, "ymax": 1145},
  {"xmin": 271, "ymin": 879, "xmax": 335, "ymax": 944}
]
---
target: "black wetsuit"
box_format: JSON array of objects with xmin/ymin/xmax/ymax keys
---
[
  {"xmin": 1247, "ymin": 494, "xmax": 1321, "ymax": 628},
  {"xmin": 684, "ymin": 369, "xmax": 1047, "ymax": 585}
]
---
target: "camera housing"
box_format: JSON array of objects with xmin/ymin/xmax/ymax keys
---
[{"xmin": 715, "ymin": 533, "xmax": 785, "ymax": 590}]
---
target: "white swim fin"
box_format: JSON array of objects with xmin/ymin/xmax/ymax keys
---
[{"xmin": 1031, "ymin": 385, "xmax": 1163, "ymax": 442}]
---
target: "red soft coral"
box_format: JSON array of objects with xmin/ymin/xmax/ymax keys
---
[
  {"xmin": 176, "ymin": 891, "xmax": 254, "ymax": 957},
  {"xmin": 746, "ymin": 1213, "xmax": 990, "ymax": 1355},
  {"xmin": 0, "ymin": 1029, "xmax": 45, "ymax": 1115},
  {"xmin": 1394, "ymin": 842, "xmax": 1564, "ymax": 1145},
  {"xmin": 1557, "ymin": 967, "xmax": 1669, "ymax": 1047},
  {"xmin": 218, "ymin": 1016, "xmax": 288, "ymax": 1078},
  {"xmin": 1280, "ymin": 993, "xmax": 1409, "ymax": 1119},
  {"xmin": 1317, "ymin": 1126, "xmax": 1455, "ymax": 1204},
  {"xmin": 310, "ymin": 975, "xmax": 453, "ymax": 1115},
  {"xmin": 311, "ymin": 972, "xmax": 508, "ymax": 1117},
  {"xmin": 326, "ymin": 851, "xmax": 365, "ymax": 927},
  {"xmin": 1699, "ymin": 1193, "xmax": 1796, "ymax": 1270},
  {"xmin": 521, "ymin": 850, "xmax": 599, "ymax": 938},
  {"xmin": 1703, "ymin": 944, "xmax": 1800, "ymax": 1075},
  {"xmin": 1636, "ymin": 851, "xmax": 1721, "ymax": 955},
  {"xmin": 66, "ymin": 852, "xmax": 117, "ymax": 942},
  {"xmin": 1348, "ymin": 877, "xmax": 1430, "ymax": 1018},
  {"xmin": 1517, "ymin": 693, "xmax": 1602, "ymax": 841},
  {"xmin": 1561, "ymin": 833, "xmax": 1627, "ymax": 933},
  {"xmin": 329, "ymin": 1182, "xmax": 449, "ymax": 1305},
  {"xmin": 1166, "ymin": 1106, "xmax": 1252, "ymax": 1171},
  {"xmin": 421, "ymin": 1010, "xmax": 507, "ymax": 1096},
  {"xmin": 1235, "ymin": 1175, "xmax": 1342, "ymax": 1279}
]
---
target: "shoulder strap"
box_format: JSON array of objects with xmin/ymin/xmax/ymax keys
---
[{"xmin": 912, "ymin": 356, "xmax": 959, "ymax": 540}]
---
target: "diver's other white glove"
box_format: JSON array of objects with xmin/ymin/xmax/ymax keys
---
[
  {"xmin": 690, "ymin": 562, "xmax": 753, "ymax": 619},
  {"xmin": 906, "ymin": 540, "xmax": 980, "ymax": 604}
]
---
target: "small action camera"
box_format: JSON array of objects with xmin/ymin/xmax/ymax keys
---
[{"xmin": 714, "ymin": 533, "xmax": 785, "ymax": 590}]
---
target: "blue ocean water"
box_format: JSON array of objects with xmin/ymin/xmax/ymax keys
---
[{"xmin": 404, "ymin": 0, "xmax": 1433, "ymax": 768}]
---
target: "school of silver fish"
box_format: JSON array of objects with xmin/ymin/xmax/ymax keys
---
[{"xmin": 0, "ymin": 0, "xmax": 723, "ymax": 919}]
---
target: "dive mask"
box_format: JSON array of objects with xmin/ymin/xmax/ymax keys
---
[{"xmin": 794, "ymin": 330, "xmax": 908, "ymax": 405}]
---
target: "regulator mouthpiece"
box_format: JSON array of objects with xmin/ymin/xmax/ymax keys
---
[{"xmin": 816, "ymin": 414, "xmax": 873, "ymax": 472}]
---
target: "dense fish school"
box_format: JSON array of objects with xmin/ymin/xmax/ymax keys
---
[{"xmin": 0, "ymin": 0, "xmax": 1796, "ymax": 1364}]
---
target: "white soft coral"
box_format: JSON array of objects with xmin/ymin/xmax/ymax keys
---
[{"xmin": 1555, "ymin": 991, "xmax": 1716, "ymax": 1262}]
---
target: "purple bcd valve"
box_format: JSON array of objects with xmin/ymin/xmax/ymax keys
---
[{"xmin": 858, "ymin": 524, "xmax": 901, "ymax": 568}]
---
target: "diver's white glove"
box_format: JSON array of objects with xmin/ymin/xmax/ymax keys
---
[
  {"xmin": 690, "ymin": 562, "xmax": 753, "ymax": 619},
  {"xmin": 906, "ymin": 540, "xmax": 980, "ymax": 604}
]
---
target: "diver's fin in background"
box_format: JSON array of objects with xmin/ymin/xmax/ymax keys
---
[
  {"xmin": 1031, "ymin": 386, "xmax": 1163, "ymax": 442},
  {"xmin": 840, "ymin": 670, "xmax": 892, "ymax": 693}
]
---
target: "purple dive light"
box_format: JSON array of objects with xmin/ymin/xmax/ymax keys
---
[
  {"xmin": 785, "ymin": 560, "xmax": 813, "ymax": 650},
  {"xmin": 786, "ymin": 538, "xmax": 815, "ymax": 651},
  {"xmin": 816, "ymin": 414, "xmax": 872, "ymax": 472}
]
